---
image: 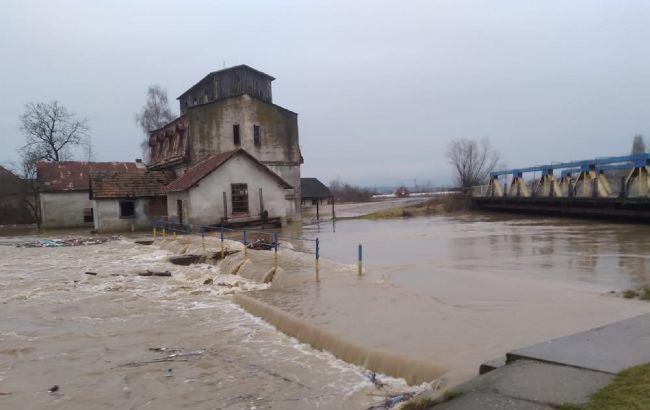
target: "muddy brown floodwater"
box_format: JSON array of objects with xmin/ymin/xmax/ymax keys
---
[{"xmin": 2, "ymin": 213, "xmax": 650, "ymax": 409}]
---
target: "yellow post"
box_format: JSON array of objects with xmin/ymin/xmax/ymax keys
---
[
  {"xmin": 162, "ymin": 228, "xmax": 166, "ymax": 240},
  {"xmin": 202, "ymin": 237, "xmax": 206, "ymax": 253},
  {"xmin": 221, "ymin": 240, "xmax": 225, "ymax": 259},
  {"xmin": 274, "ymin": 252, "xmax": 278, "ymax": 271},
  {"xmin": 358, "ymin": 244, "xmax": 363, "ymax": 276},
  {"xmin": 153, "ymin": 227, "xmax": 156, "ymax": 240},
  {"xmin": 173, "ymin": 231, "xmax": 177, "ymax": 241}
]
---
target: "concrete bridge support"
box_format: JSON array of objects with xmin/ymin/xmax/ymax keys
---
[
  {"xmin": 507, "ymin": 173, "xmax": 530, "ymax": 197},
  {"xmin": 574, "ymin": 170, "xmax": 611, "ymax": 198},
  {"xmin": 624, "ymin": 166, "xmax": 650, "ymax": 198},
  {"xmin": 534, "ymin": 171, "xmax": 562, "ymax": 197},
  {"xmin": 487, "ymin": 177, "xmax": 504, "ymax": 197}
]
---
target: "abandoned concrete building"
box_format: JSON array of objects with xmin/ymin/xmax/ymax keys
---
[
  {"xmin": 37, "ymin": 64, "xmax": 304, "ymax": 231},
  {"xmin": 147, "ymin": 64, "xmax": 302, "ymax": 226}
]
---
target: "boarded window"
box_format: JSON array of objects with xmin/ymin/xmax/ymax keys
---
[
  {"xmin": 253, "ymin": 125, "xmax": 261, "ymax": 145},
  {"xmin": 120, "ymin": 200, "xmax": 135, "ymax": 218},
  {"xmin": 233, "ymin": 124, "xmax": 240, "ymax": 145},
  {"xmin": 231, "ymin": 184, "xmax": 249, "ymax": 213},
  {"xmin": 83, "ymin": 207, "xmax": 94, "ymax": 223}
]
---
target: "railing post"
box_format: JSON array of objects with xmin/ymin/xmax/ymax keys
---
[
  {"xmin": 162, "ymin": 219, "xmax": 167, "ymax": 240},
  {"xmin": 153, "ymin": 226, "xmax": 157, "ymax": 240},
  {"xmin": 273, "ymin": 232, "xmax": 279, "ymax": 271},
  {"xmin": 220, "ymin": 225, "xmax": 225, "ymax": 259},
  {"xmin": 201, "ymin": 226, "xmax": 206, "ymax": 253},
  {"xmin": 315, "ymin": 237, "xmax": 320, "ymax": 282},
  {"xmin": 172, "ymin": 222, "xmax": 177, "ymax": 241},
  {"xmin": 358, "ymin": 244, "xmax": 363, "ymax": 276},
  {"xmin": 243, "ymin": 229, "xmax": 248, "ymax": 258}
]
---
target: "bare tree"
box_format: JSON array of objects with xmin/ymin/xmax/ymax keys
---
[
  {"xmin": 447, "ymin": 138, "xmax": 500, "ymax": 189},
  {"xmin": 135, "ymin": 85, "xmax": 176, "ymax": 160},
  {"xmin": 631, "ymin": 134, "xmax": 646, "ymax": 155},
  {"xmin": 20, "ymin": 101, "xmax": 90, "ymax": 162}
]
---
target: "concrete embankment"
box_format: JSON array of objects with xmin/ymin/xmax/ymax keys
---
[{"xmin": 429, "ymin": 313, "xmax": 650, "ymax": 409}]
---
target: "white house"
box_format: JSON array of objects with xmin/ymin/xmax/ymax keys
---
[
  {"xmin": 37, "ymin": 161, "xmax": 141, "ymax": 229},
  {"xmin": 164, "ymin": 149, "xmax": 295, "ymax": 227}
]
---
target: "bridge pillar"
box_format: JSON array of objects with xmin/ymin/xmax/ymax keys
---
[
  {"xmin": 624, "ymin": 166, "xmax": 650, "ymax": 197},
  {"xmin": 487, "ymin": 176, "xmax": 504, "ymax": 197},
  {"xmin": 559, "ymin": 174, "xmax": 574, "ymax": 197},
  {"xmin": 507, "ymin": 172, "xmax": 530, "ymax": 197},
  {"xmin": 574, "ymin": 166, "xmax": 611, "ymax": 198},
  {"xmin": 534, "ymin": 169, "xmax": 562, "ymax": 197}
]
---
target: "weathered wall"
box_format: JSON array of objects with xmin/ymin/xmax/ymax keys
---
[
  {"xmin": 166, "ymin": 155, "xmax": 295, "ymax": 226},
  {"xmin": 93, "ymin": 198, "xmax": 152, "ymax": 232},
  {"xmin": 40, "ymin": 192, "xmax": 94, "ymax": 229},
  {"xmin": 186, "ymin": 94, "xmax": 301, "ymax": 214}
]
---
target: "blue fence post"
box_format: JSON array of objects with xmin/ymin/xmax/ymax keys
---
[
  {"xmin": 315, "ymin": 237, "xmax": 320, "ymax": 282},
  {"xmin": 220, "ymin": 225, "xmax": 225, "ymax": 259},
  {"xmin": 358, "ymin": 244, "xmax": 363, "ymax": 276},
  {"xmin": 273, "ymin": 232, "xmax": 279, "ymax": 271}
]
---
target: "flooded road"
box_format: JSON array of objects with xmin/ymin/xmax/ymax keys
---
[{"xmin": 2, "ymin": 213, "xmax": 650, "ymax": 408}]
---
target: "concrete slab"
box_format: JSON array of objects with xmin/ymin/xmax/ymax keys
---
[
  {"xmin": 434, "ymin": 391, "xmax": 553, "ymax": 410},
  {"xmin": 453, "ymin": 360, "xmax": 612, "ymax": 406},
  {"xmin": 507, "ymin": 313, "xmax": 650, "ymax": 374},
  {"xmin": 479, "ymin": 356, "xmax": 507, "ymax": 375}
]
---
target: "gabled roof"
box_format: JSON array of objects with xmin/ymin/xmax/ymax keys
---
[
  {"xmin": 90, "ymin": 170, "xmax": 175, "ymax": 199},
  {"xmin": 177, "ymin": 64, "xmax": 275, "ymax": 100},
  {"xmin": 165, "ymin": 149, "xmax": 292, "ymax": 192},
  {"xmin": 301, "ymin": 178, "xmax": 332, "ymax": 199},
  {"xmin": 37, "ymin": 161, "xmax": 140, "ymax": 192},
  {"xmin": 0, "ymin": 166, "xmax": 26, "ymax": 195}
]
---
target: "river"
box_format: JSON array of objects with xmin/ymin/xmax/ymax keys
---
[{"xmin": 1, "ymin": 213, "xmax": 650, "ymax": 409}]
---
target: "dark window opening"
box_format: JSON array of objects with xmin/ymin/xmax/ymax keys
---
[
  {"xmin": 176, "ymin": 199, "xmax": 184, "ymax": 225},
  {"xmin": 231, "ymin": 184, "xmax": 249, "ymax": 213},
  {"xmin": 120, "ymin": 200, "xmax": 135, "ymax": 218},
  {"xmin": 233, "ymin": 124, "xmax": 240, "ymax": 145},
  {"xmin": 253, "ymin": 125, "xmax": 261, "ymax": 145},
  {"xmin": 83, "ymin": 207, "xmax": 94, "ymax": 223},
  {"xmin": 193, "ymin": 97, "xmax": 197, "ymax": 106}
]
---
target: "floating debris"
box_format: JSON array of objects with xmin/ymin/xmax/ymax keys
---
[
  {"xmin": 16, "ymin": 236, "xmax": 120, "ymax": 248},
  {"xmin": 138, "ymin": 270, "xmax": 172, "ymax": 277}
]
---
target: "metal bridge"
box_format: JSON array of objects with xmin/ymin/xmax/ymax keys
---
[{"xmin": 472, "ymin": 153, "xmax": 650, "ymax": 221}]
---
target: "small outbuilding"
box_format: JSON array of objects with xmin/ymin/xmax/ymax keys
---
[
  {"xmin": 38, "ymin": 161, "xmax": 141, "ymax": 229},
  {"xmin": 164, "ymin": 148, "xmax": 296, "ymax": 227},
  {"xmin": 300, "ymin": 178, "xmax": 334, "ymax": 220},
  {"xmin": 89, "ymin": 170, "xmax": 174, "ymax": 232}
]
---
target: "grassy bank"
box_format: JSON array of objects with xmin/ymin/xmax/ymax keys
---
[
  {"xmin": 554, "ymin": 363, "xmax": 650, "ymax": 410},
  {"xmin": 353, "ymin": 195, "xmax": 471, "ymax": 220}
]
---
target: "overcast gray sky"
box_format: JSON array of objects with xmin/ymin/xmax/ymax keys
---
[{"xmin": 2, "ymin": 0, "xmax": 649, "ymax": 186}]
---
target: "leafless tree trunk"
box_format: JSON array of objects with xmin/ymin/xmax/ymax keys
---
[
  {"xmin": 447, "ymin": 138, "xmax": 500, "ymax": 189},
  {"xmin": 135, "ymin": 85, "xmax": 176, "ymax": 162},
  {"xmin": 17, "ymin": 151, "xmax": 41, "ymax": 228},
  {"xmin": 20, "ymin": 101, "xmax": 90, "ymax": 162},
  {"xmin": 631, "ymin": 134, "xmax": 646, "ymax": 155}
]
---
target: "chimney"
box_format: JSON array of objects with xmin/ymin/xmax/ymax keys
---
[{"xmin": 135, "ymin": 159, "xmax": 145, "ymax": 169}]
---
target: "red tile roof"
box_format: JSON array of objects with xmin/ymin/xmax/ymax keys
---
[
  {"xmin": 165, "ymin": 149, "xmax": 292, "ymax": 192},
  {"xmin": 90, "ymin": 170, "xmax": 175, "ymax": 199},
  {"xmin": 37, "ymin": 161, "xmax": 140, "ymax": 192}
]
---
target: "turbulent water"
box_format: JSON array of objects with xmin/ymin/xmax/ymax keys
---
[
  {"xmin": 2, "ymin": 213, "xmax": 650, "ymax": 409},
  {"xmin": 0, "ymin": 235, "xmax": 414, "ymax": 410}
]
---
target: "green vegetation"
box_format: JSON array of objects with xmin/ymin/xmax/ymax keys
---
[
  {"xmin": 621, "ymin": 287, "xmax": 650, "ymax": 301},
  {"xmin": 553, "ymin": 363, "xmax": 650, "ymax": 410},
  {"xmin": 400, "ymin": 397, "xmax": 437, "ymax": 410}
]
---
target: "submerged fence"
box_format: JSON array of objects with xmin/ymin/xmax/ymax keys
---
[{"xmin": 151, "ymin": 219, "xmax": 364, "ymax": 282}]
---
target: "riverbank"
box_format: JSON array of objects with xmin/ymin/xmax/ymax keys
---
[{"xmin": 417, "ymin": 313, "xmax": 650, "ymax": 409}]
